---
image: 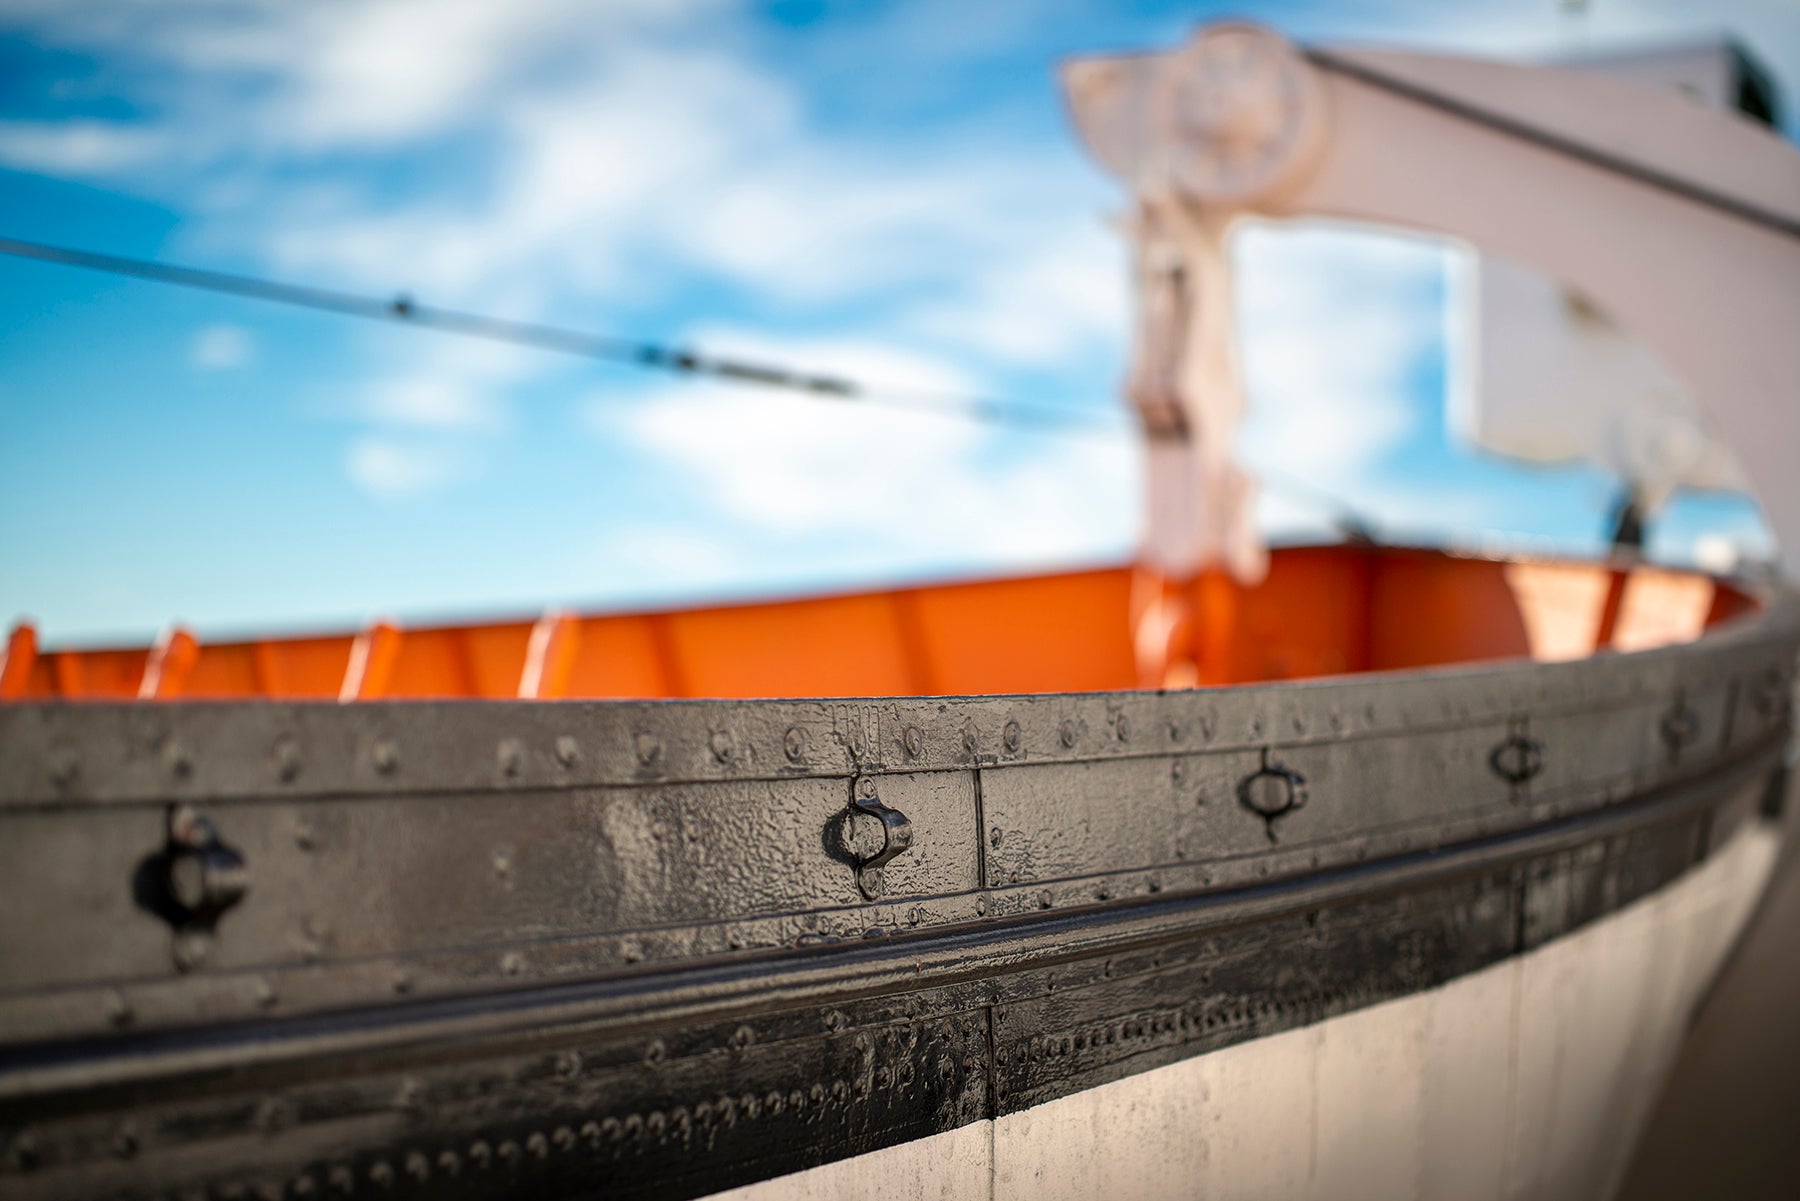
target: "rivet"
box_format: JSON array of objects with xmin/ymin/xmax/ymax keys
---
[
  {"xmin": 467, "ymin": 1141, "xmax": 492, "ymax": 1168},
  {"xmin": 501, "ymin": 952, "xmax": 524, "ymax": 977},
  {"xmin": 392, "ymin": 1078, "xmax": 422, "ymax": 1111},
  {"xmin": 1115, "ymin": 715, "xmax": 1130, "ymax": 742},
  {"xmin": 646, "ymin": 1111, "xmax": 668, "ymax": 1137},
  {"xmin": 164, "ymin": 740, "xmax": 192, "ymax": 780},
  {"xmin": 293, "ymin": 926, "xmax": 322, "ymax": 963},
  {"xmin": 47, "ymin": 749, "xmax": 77, "ymax": 791},
  {"xmin": 975, "ymin": 895, "xmax": 990, "ymax": 916},
  {"xmin": 554, "ymin": 735, "xmax": 580, "ymax": 767},
  {"xmin": 581, "ymin": 1120, "xmax": 603, "ymax": 1146},
  {"xmin": 293, "ymin": 818, "xmax": 316, "ymax": 851},
  {"xmin": 327, "ymin": 1165, "xmax": 354, "ymax": 1193},
  {"xmin": 1003, "ymin": 721, "xmax": 1022, "ymax": 752},
  {"xmin": 555, "ymin": 1049, "xmax": 582, "ymax": 1078},
  {"xmin": 645, "ymin": 1037, "xmax": 667, "ymax": 1065},
  {"xmin": 526, "ymin": 1132, "xmax": 548, "ymax": 1159},
  {"xmin": 553, "ymin": 1126, "xmax": 575, "ymax": 1151},
  {"xmin": 620, "ymin": 937, "xmax": 643, "ymax": 963},
  {"xmin": 173, "ymin": 929, "xmax": 211, "ymax": 972},
  {"xmin": 436, "ymin": 1151, "xmax": 461, "ymax": 1177},
  {"xmin": 391, "ymin": 968, "xmax": 412, "ymax": 994},
  {"xmin": 496, "ymin": 738, "xmax": 524, "ymax": 777},
  {"xmin": 1039, "ymin": 889, "xmax": 1053, "ymax": 909},
  {"xmin": 107, "ymin": 989, "xmax": 132, "ymax": 1027},
  {"xmin": 731, "ymin": 1024, "xmax": 754, "ymax": 1051},
  {"xmin": 709, "ymin": 730, "xmax": 734, "ymax": 763},
  {"xmin": 1059, "ymin": 720, "xmax": 1077, "ymax": 748},
  {"xmin": 273, "ymin": 737, "xmax": 302, "ymax": 782},
  {"xmin": 368, "ymin": 1161, "xmax": 393, "ymax": 1189},
  {"xmin": 989, "ymin": 827, "xmax": 1003, "ymax": 849},
  {"xmin": 112, "ymin": 1124, "xmax": 140, "ymax": 1158},
  {"xmin": 907, "ymin": 906, "xmax": 923, "ymax": 926},
  {"xmin": 254, "ymin": 977, "xmax": 278, "ymax": 1009},
  {"xmin": 903, "ymin": 726, "xmax": 924, "ymax": 757},
  {"xmin": 783, "ymin": 726, "xmax": 806, "ymax": 762},
  {"xmin": 634, "ymin": 732, "xmax": 662, "ymax": 766},
  {"xmin": 404, "ymin": 1153, "xmax": 429, "ymax": 1183},
  {"xmin": 371, "ymin": 739, "xmax": 399, "ymax": 774},
  {"xmin": 857, "ymin": 776, "xmax": 878, "ymax": 799},
  {"xmin": 963, "ymin": 720, "xmax": 978, "ymax": 754},
  {"xmin": 497, "ymin": 1141, "xmax": 520, "ymax": 1163},
  {"xmin": 825, "ymin": 1010, "xmax": 848, "ymax": 1033}
]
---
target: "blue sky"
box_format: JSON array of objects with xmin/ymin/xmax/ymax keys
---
[{"xmin": 1, "ymin": 0, "xmax": 1793, "ymax": 645}]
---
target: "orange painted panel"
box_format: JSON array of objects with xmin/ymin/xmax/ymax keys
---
[
  {"xmin": 905, "ymin": 568, "xmax": 1136, "ymax": 695},
  {"xmin": 259, "ymin": 636, "xmax": 358, "ymax": 698},
  {"xmin": 1367, "ymin": 550, "xmax": 1532, "ymax": 670},
  {"xmin": 1189, "ymin": 547, "xmax": 1374, "ymax": 684},
  {"xmin": 1705, "ymin": 580, "xmax": 1759, "ymax": 628},
  {"xmin": 1, "ymin": 548, "xmax": 1758, "ymax": 703},
  {"xmin": 458, "ymin": 622, "xmax": 536, "ymax": 698},
  {"xmin": 51, "ymin": 647, "xmax": 149, "ymax": 699},
  {"xmin": 664, "ymin": 593, "xmax": 917, "ymax": 699},
  {"xmin": 382, "ymin": 624, "xmax": 533, "ymax": 699},
  {"xmin": 561, "ymin": 615, "xmax": 673, "ymax": 699},
  {"xmin": 184, "ymin": 643, "xmax": 264, "ymax": 698},
  {"xmin": 1612, "ymin": 569, "xmax": 1715, "ymax": 653}
]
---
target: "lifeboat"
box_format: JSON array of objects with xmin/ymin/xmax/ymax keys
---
[{"xmin": 2, "ymin": 21, "xmax": 1798, "ymax": 1201}]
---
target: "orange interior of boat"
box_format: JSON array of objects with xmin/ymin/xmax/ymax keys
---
[{"xmin": 0, "ymin": 545, "xmax": 1755, "ymax": 704}]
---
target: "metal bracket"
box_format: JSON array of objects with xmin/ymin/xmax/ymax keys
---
[
  {"xmin": 1237, "ymin": 750, "xmax": 1307, "ymax": 844},
  {"xmin": 136, "ymin": 805, "xmax": 249, "ymax": 971},
  {"xmin": 1489, "ymin": 731, "xmax": 1544, "ymax": 788},
  {"xmin": 1661, "ymin": 696, "xmax": 1701, "ymax": 760},
  {"xmin": 845, "ymin": 777, "xmax": 913, "ymax": 900}
]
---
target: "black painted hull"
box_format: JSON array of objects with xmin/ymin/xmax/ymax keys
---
[{"xmin": 0, "ymin": 595, "xmax": 1794, "ymax": 1200}]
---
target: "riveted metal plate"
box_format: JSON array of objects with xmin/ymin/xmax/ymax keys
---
[{"xmin": 0, "ymin": 591, "xmax": 1793, "ymax": 1200}]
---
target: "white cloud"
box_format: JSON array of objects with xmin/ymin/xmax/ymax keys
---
[
  {"xmin": 359, "ymin": 377, "xmax": 503, "ymax": 429},
  {"xmin": 584, "ymin": 338, "xmax": 1138, "ymax": 571},
  {"xmin": 343, "ymin": 435, "xmax": 467, "ymax": 498},
  {"xmin": 1233, "ymin": 221, "xmax": 1445, "ymax": 495},
  {"xmin": 0, "ymin": 120, "xmax": 167, "ymax": 175},
  {"xmin": 585, "ymin": 525, "xmax": 751, "ymax": 593},
  {"xmin": 189, "ymin": 323, "xmax": 254, "ymax": 370},
  {"xmin": 902, "ymin": 220, "xmax": 1129, "ymax": 367}
]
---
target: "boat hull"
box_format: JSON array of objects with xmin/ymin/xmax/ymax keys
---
[{"xmin": 0, "ymin": 596, "xmax": 1793, "ymax": 1199}]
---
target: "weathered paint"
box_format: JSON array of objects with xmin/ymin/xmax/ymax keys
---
[{"xmin": 723, "ymin": 819, "xmax": 1776, "ymax": 1201}]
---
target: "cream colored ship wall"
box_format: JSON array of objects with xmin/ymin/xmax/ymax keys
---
[{"xmin": 711, "ymin": 818, "xmax": 1779, "ymax": 1201}]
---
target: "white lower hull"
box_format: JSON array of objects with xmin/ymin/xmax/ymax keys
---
[{"xmin": 715, "ymin": 818, "xmax": 1780, "ymax": 1201}]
